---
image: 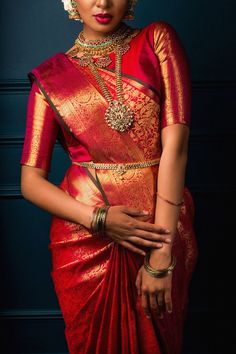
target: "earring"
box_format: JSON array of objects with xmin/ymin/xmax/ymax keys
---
[
  {"xmin": 68, "ymin": 0, "xmax": 83, "ymax": 22},
  {"xmin": 124, "ymin": 0, "xmax": 137, "ymax": 21}
]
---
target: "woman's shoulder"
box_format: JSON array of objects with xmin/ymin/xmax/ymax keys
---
[
  {"xmin": 138, "ymin": 20, "xmax": 184, "ymax": 53},
  {"xmin": 34, "ymin": 52, "xmax": 66, "ymax": 69},
  {"xmin": 29, "ymin": 52, "xmax": 67, "ymax": 77},
  {"xmin": 140, "ymin": 20, "xmax": 180, "ymax": 40}
]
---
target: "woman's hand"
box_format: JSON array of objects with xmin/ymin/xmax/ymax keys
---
[
  {"xmin": 135, "ymin": 254, "xmax": 173, "ymax": 318},
  {"xmin": 105, "ymin": 206, "xmax": 171, "ymax": 255}
]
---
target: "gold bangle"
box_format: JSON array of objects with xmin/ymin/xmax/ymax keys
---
[
  {"xmin": 93, "ymin": 208, "xmax": 103, "ymax": 236},
  {"xmin": 91, "ymin": 207, "xmax": 99, "ymax": 230},
  {"xmin": 90, "ymin": 206, "xmax": 110, "ymax": 236},
  {"xmin": 157, "ymin": 192, "xmax": 184, "ymax": 207},
  {"xmin": 144, "ymin": 252, "xmax": 177, "ymax": 278}
]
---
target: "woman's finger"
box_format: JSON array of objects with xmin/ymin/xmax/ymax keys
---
[
  {"xmin": 157, "ymin": 291, "xmax": 165, "ymax": 319},
  {"xmin": 136, "ymin": 220, "xmax": 170, "ymax": 234},
  {"xmin": 141, "ymin": 291, "xmax": 151, "ymax": 318},
  {"xmin": 128, "ymin": 236, "xmax": 164, "ymax": 249},
  {"xmin": 164, "ymin": 289, "xmax": 172, "ymax": 313},
  {"xmin": 133, "ymin": 230, "xmax": 172, "ymax": 243},
  {"xmin": 135, "ymin": 269, "xmax": 142, "ymax": 296},
  {"xmin": 119, "ymin": 240, "xmax": 146, "ymax": 256},
  {"xmin": 122, "ymin": 206, "xmax": 150, "ymax": 217},
  {"xmin": 149, "ymin": 292, "xmax": 158, "ymax": 312}
]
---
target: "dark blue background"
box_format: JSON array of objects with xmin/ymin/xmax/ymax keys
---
[{"xmin": 0, "ymin": 1, "xmax": 235, "ymax": 353}]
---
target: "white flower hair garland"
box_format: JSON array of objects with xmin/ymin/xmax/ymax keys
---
[
  {"xmin": 61, "ymin": 0, "xmax": 138, "ymax": 12},
  {"xmin": 61, "ymin": 0, "xmax": 73, "ymax": 12}
]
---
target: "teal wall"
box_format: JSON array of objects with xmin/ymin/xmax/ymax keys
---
[{"xmin": 1, "ymin": 1, "xmax": 235, "ymax": 353}]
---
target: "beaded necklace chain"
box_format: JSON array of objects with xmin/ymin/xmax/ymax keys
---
[
  {"xmin": 67, "ymin": 24, "xmax": 139, "ymax": 132},
  {"xmin": 76, "ymin": 37, "xmax": 113, "ymax": 49}
]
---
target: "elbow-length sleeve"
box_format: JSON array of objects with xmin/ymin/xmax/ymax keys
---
[
  {"xmin": 20, "ymin": 81, "xmax": 60, "ymax": 172},
  {"xmin": 154, "ymin": 22, "xmax": 192, "ymax": 129}
]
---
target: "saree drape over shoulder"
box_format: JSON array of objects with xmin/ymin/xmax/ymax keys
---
[{"xmin": 20, "ymin": 22, "xmax": 198, "ymax": 354}]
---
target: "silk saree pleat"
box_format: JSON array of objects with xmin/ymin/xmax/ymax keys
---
[{"xmin": 29, "ymin": 53, "xmax": 198, "ymax": 354}]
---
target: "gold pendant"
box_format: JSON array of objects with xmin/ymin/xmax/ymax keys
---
[
  {"xmin": 95, "ymin": 56, "xmax": 112, "ymax": 68},
  {"xmin": 77, "ymin": 54, "xmax": 112, "ymax": 68},
  {"xmin": 105, "ymin": 100, "xmax": 134, "ymax": 132},
  {"xmin": 78, "ymin": 54, "xmax": 92, "ymax": 67}
]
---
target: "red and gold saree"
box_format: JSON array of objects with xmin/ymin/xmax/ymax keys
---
[{"xmin": 20, "ymin": 22, "xmax": 198, "ymax": 354}]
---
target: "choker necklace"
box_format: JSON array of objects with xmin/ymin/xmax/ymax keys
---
[
  {"xmin": 69, "ymin": 23, "xmax": 138, "ymax": 68},
  {"xmin": 77, "ymin": 24, "xmax": 128, "ymax": 48}
]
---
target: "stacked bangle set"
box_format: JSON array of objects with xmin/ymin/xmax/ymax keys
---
[
  {"xmin": 144, "ymin": 252, "xmax": 177, "ymax": 278},
  {"xmin": 90, "ymin": 206, "xmax": 110, "ymax": 237}
]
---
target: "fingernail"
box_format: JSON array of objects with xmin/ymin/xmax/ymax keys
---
[
  {"xmin": 166, "ymin": 238, "xmax": 172, "ymax": 243},
  {"xmin": 165, "ymin": 229, "xmax": 170, "ymax": 233},
  {"xmin": 156, "ymin": 243, "xmax": 163, "ymax": 248},
  {"xmin": 143, "ymin": 210, "xmax": 149, "ymax": 215},
  {"xmin": 146, "ymin": 314, "xmax": 151, "ymax": 319},
  {"xmin": 141, "ymin": 251, "xmax": 146, "ymax": 256},
  {"xmin": 168, "ymin": 310, "xmax": 172, "ymax": 314}
]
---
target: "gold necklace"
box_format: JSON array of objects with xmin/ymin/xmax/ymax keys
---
[
  {"xmin": 77, "ymin": 23, "xmax": 128, "ymax": 47},
  {"xmin": 88, "ymin": 45, "xmax": 134, "ymax": 132},
  {"xmin": 67, "ymin": 26, "xmax": 140, "ymax": 132},
  {"xmin": 69, "ymin": 24, "xmax": 138, "ymax": 69}
]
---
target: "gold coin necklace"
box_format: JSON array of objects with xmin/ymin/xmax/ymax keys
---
[{"xmin": 68, "ymin": 25, "xmax": 138, "ymax": 132}]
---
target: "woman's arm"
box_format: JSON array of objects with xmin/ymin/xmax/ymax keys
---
[
  {"xmin": 135, "ymin": 124, "xmax": 189, "ymax": 318},
  {"xmin": 135, "ymin": 21, "xmax": 192, "ymax": 318},
  {"xmin": 151, "ymin": 123, "xmax": 190, "ymax": 267},
  {"xmin": 20, "ymin": 82, "xmax": 94, "ymax": 228},
  {"xmin": 21, "ymin": 165, "xmax": 94, "ymax": 228}
]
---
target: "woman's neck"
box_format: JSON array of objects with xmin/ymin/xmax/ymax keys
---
[{"xmin": 82, "ymin": 23, "xmax": 123, "ymax": 41}]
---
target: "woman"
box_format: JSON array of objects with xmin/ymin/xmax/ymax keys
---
[{"xmin": 20, "ymin": 0, "xmax": 198, "ymax": 353}]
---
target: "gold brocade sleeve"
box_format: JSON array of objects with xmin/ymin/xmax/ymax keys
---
[
  {"xmin": 20, "ymin": 81, "xmax": 59, "ymax": 172},
  {"xmin": 154, "ymin": 22, "xmax": 192, "ymax": 129}
]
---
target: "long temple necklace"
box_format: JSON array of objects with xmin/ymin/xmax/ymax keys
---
[
  {"xmin": 89, "ymin": 45, "xmax": 134, "ymax": 132},
  {"xmin": 68, "ymin": 24, "xmax": 139, "ymax": 132}
]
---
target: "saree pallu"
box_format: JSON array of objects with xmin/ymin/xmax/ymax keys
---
[{"xmin": 20, "ymin": 22, "xmax": 198, "ymax": 354}]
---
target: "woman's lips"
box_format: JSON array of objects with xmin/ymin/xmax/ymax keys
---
[{"xmin": 94, "ymin": 14, "xmax": 113, "ymax": 24}]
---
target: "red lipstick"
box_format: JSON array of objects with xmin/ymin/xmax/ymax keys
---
[{"xmin": 94, "ymin": 13, "xmax": 113, "ymax": 24}]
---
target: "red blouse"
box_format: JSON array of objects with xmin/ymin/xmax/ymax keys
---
[{"xmin": 20, "ymin": 21, "xmax": 191, "ymax": 172}]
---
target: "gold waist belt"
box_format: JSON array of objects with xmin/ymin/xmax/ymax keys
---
[{"xmin": 72, "ymin": 158, "xmax": 160, "ymax": 175}]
